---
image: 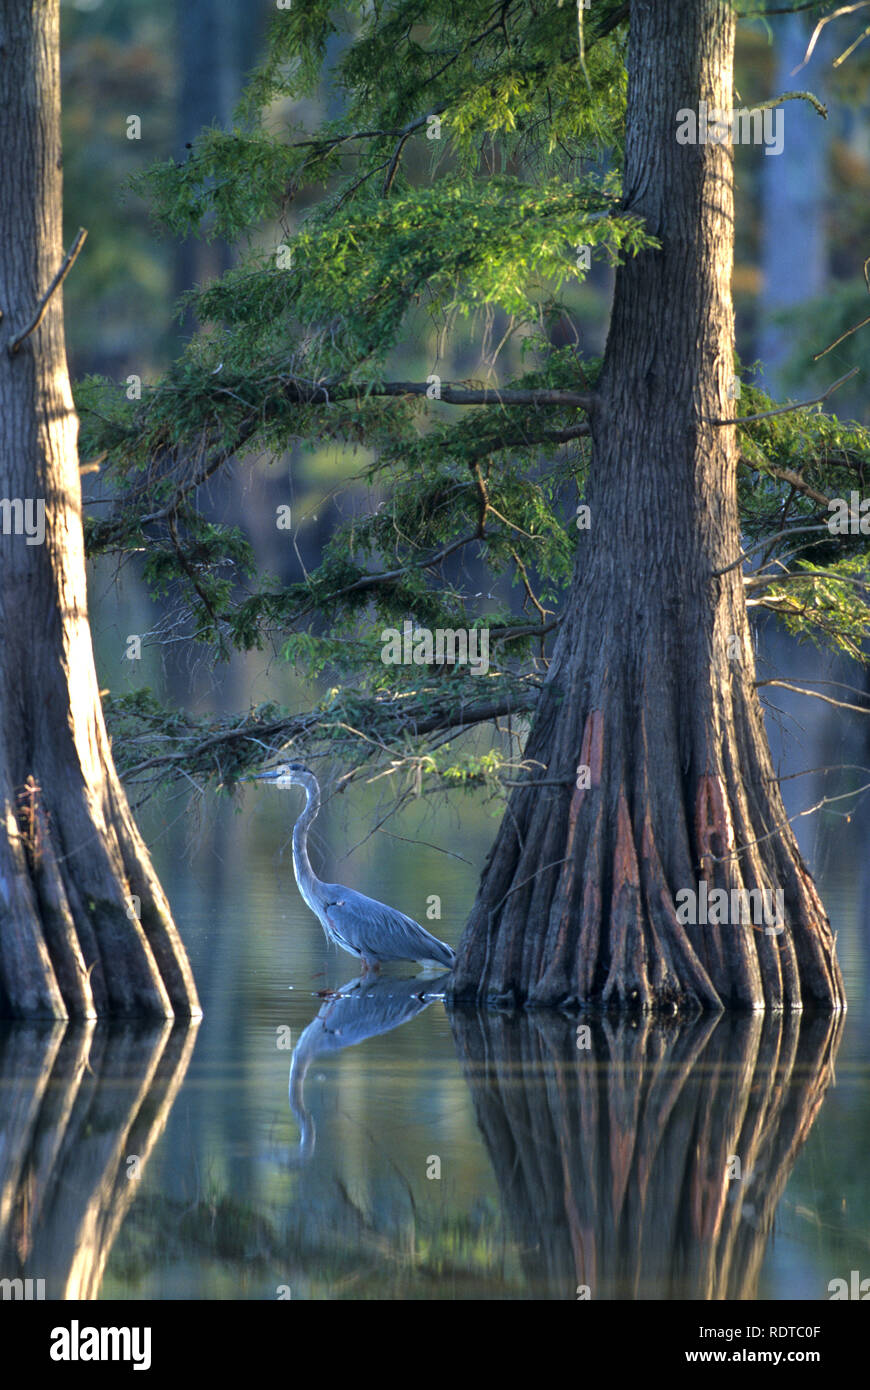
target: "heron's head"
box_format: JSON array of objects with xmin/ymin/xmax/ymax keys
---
[{"xmin": 251, "ymin": 760, "xmax": 313, "ymax": 788}]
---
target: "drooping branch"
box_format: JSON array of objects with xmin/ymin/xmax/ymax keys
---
[
  {"xmin": 750, "ymin": 88, "xmax": 827, "ymax": 118},
  {"xmin": 115, "ymin": 686, "xmax": 541, "ymax": 789}
]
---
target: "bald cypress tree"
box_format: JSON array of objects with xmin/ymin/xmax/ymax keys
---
[
  {"xmin": 86, "ymin": 1, "xmax": 869, "ymax": 1011},
  {"xmin": 0, "ymin": 0, "xmax": 200, "ymax": 1018}
]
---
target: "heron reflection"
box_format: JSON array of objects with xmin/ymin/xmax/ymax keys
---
[{"xmin": 287, "ymin": 972, "xmax": 450, "ymax": 1165}]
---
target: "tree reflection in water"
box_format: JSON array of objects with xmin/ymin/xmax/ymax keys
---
[
  {"xmin": 447, "ymin": 1008, "xmax": 843, "ymax": 1299},
  {"xmin": 0, "ymin": 1020, "xmax": 198, "ymax": 1299},
  {"xmin": 0, "ymin": 992, "xmax": 844, "ymax": 1300}
]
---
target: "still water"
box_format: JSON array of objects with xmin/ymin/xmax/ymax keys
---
[{"xmin": 0, "ymin": 772, "xmax": 868, "ymax": 1301}]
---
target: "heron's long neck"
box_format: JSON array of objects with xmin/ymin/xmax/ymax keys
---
[{"xmin": 292, "ymin": 778, "xmax": 322, "ymax": 907}]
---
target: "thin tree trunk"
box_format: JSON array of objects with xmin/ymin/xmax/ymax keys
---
[
  {"xmin": 451, "ymin": 0, "xmax": 845, "ymax": 1013},
  {"xmin": 0, "ymin": 1, "xmax": 200, "ymax": 1019}
]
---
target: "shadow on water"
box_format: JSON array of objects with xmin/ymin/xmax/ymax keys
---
[
  {"xmin": 288, "ymin": 973, "xmax": 450, "ymax": 1166},
  {"xmin": 0, "ymin": 1020, "xmax": 198, "ymax": 1299},
  {"xmin": 447, "ymin": 1006, "xmax": 844, "ymax": 1300}
]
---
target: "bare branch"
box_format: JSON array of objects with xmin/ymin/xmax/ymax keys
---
[
  {"xmin": 815, "ymin": 314, "xmax": 870, "ymax": 361},
  {"xmin": 750, "ymin": 89, "xmax": 827, "ymax": 118},
  {"xmin": 791, "ymin": 1, "xmax": 870, "ymax": 72},
  {"xmin": 8, "ymin": 228, "xmax": 87, "ymax": 355},
  {"xmin": 813, "ymin": 256, "xmax": 870, "ymax": 360},
  {"xmin": 771, "ymin": 676, "xmax": 870, "ymax": 698},
  {"xmin": 382, "ymin": 135, "xmax": 412, "ymax": 195},
  {"xmin": 832, "ymin": 19, "xmax": 870, "ymax": 64},
  {"xmin": 745, "ymin": 565, "xmax": 870, "ymax": 593},
  {"xmin": 492, "ymin": 618, "xmax": 561, "ymax": 643},
  {"xmin": 742, "ymin": 459, "xmax": 832, "ymax": 508},
  {"xmin": 711, "ymin": 523, "xmax": 831, "ymax": 578},
  {"xmin": 706, "ymin": 366, "xmax": 858, "ymax": 425},
  {"xmin": 738, "ymin": 3, "xmax": 838, "ymax": 17},
  {"xmin": 755, "ymin": 680, "xmax": 870, "ymax": 714}
]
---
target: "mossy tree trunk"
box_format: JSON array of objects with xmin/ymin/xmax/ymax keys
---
[
  {"xmin": 0, "ymin": 1, "xmax": 200, "ymax": 1018},
  {"xmin": 451, "ymin": 0, "xmax": 845, "ymax": 1013}
]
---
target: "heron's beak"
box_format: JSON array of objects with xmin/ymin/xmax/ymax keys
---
[{"xmin": 251, "ymin": 769, "xmax": 285, "ymax": 781}]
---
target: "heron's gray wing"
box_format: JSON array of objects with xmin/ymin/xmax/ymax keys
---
[{"xmin": 322, "ymin": 885, "xmax": 454, "ymax": 965}]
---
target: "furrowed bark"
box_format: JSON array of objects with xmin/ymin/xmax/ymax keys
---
[{"xmin": 450, "ymin": 0, "xmax": 845, "ymax": 1014}]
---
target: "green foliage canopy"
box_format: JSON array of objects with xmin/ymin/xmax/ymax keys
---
[{"xmin": 77, "ymin": 0, "xmax": 870, "ymax": 795}]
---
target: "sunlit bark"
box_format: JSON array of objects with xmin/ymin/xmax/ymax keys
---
[{"xmin": 0, "ymin": 1, "xmax": 200, "ymax": 1017}]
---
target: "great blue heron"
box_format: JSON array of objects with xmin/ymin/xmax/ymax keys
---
[{"xmin": 251, "ymin": 762, "xmax": 455, "ymax": 971}]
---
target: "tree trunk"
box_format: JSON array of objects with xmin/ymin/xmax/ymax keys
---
[
  {"xmin": 173, "ymin": 0, "xmax": 256, "ymax": 341},
  {"xmin": 0, "ymin": 1, "xmax": 200, "ymax": 1019},
  {"xmin": 450, "ymin": 0, "xmax": 845, "ymax": 1013}
]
